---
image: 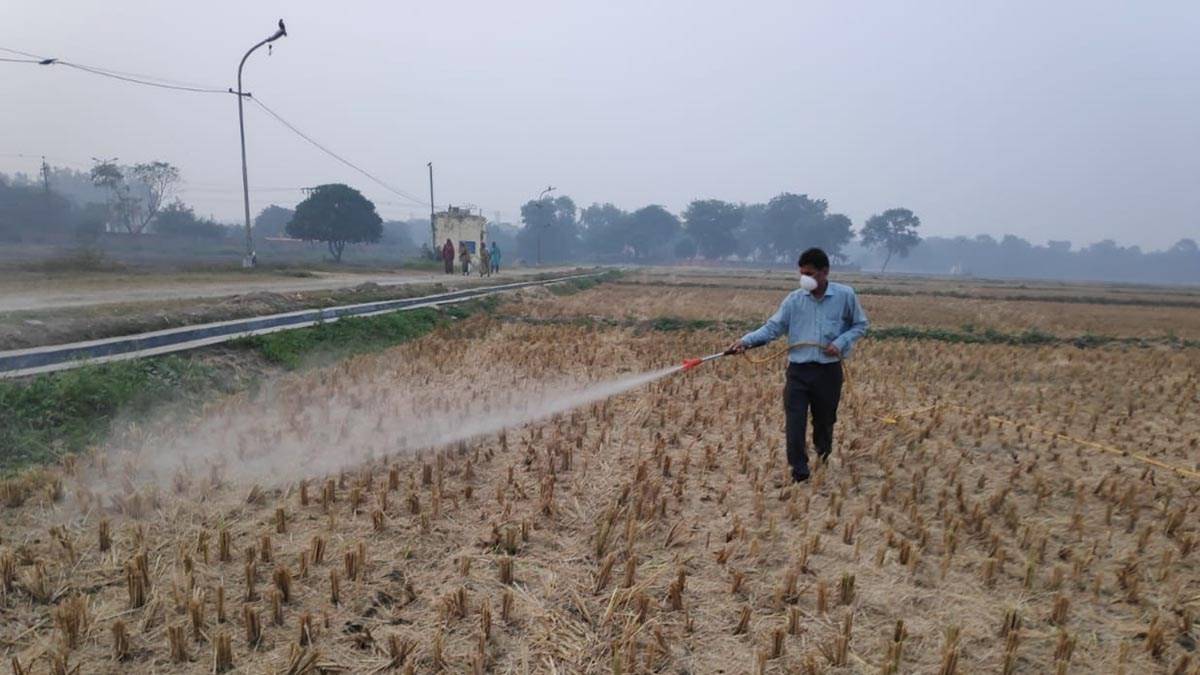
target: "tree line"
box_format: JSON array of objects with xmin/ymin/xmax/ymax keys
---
[
  {"xmin": 0, "ymin": 160, "xmax": 228, "ymax": 242},
  {"xmin": 3, "ymin": 163, "xmax": 1196, "ymax": 283},
  {"xmin": 852, "ymin": 233, "xmax": 1200, "ymax": 285},
  {"xmin": 514, "ymin": 192, "xmax": 921, "ymax": 268},
  {"xmin": 511, "ymin": 192, "xmax": 1198, "ymax": 284},
  {"xmin": 0, "ymin": 162, "xmax": 411, "ymax": 261}
]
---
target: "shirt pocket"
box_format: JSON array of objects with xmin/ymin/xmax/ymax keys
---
[{"xmin": 820, "ymin": 315, "xmax": 841, "ymax": 343}]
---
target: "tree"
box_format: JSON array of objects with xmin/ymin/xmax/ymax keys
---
[
  {"xmin": 673, "ymin": 237, "xmax": 697, "ymax": 260},
  {"xmin": 130, "ymin": 161, "xmax": 180, "ymax": 234},
  {"xmin": 518, "ymin": 195, "xmax": 579, "ymax": 263},
  {"xmin": 820, "ymin": 213, "xmax": 855, "ymax": 262},
  {"xmin": 579, "ymin": 203, "xmax": 630, "ymax": 258},
  {"xmin": 738, "ymin": 202, "xmax": 769, "ymax": 259},
  {"xmin": 683, "ymin": 199, "xmax": 743, "ymax": 259},
  {"xmin": 625, "ymin": 205, "xmax": 680, "ymax": 260},
  {"xmin": 286, "ymin": 184, "xmax": 382, "ymax": 262},
  {"xmin": 1169, "ymin": 238, "xmax": 1198, "ymax": 255},
  {"xmin": 89, "ymin": 160, "xmax": 139, "ymax": 234},
  {"xmin": 254, "ymin": 205, "xmax": 294, "ymax": 238},
  {"xmin": 763, "ymin": 193, "xmax": 832, "ymax": 260},
  {"xmin": 0, "ymin": 177, "xmax": 75, "ymax": 242},
  {"xmin": 88, "ymin": 159, "xmax": 179, "ymax": 234},
  {"xmin": 861, "ymin": 208, "xmax": 922, "ymax": 272},
  {"xmin": 153, "ymin": 200, "xmax": 226, "ymax": 238}
]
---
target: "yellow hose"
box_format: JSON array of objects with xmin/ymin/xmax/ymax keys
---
[{"xmin": 744, "ymin": 340, "xmax": 827, "ymax": 365}]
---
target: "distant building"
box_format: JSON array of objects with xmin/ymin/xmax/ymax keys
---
[{"xmin": 432, "ymin": 205, "xmax": 487, "ymax": 257}]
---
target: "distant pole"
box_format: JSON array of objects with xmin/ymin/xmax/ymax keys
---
[
  {"xmin": 40, "ymin": 156, "xmax": 50, "ymax": 195},
  {"xmin": 535, "ymin": 185, "xmax": 555, "ymax": 266},
  {"xmin": 235, "ymin": 19, "xmax": 287, "ymax": 269},
  {"xmin": 427, "ymin": 162, "xmax": 436, "ymax": 249},
  {"xmin": 40, "ymin": 156, "xmax": 52, "ymax": 212}
]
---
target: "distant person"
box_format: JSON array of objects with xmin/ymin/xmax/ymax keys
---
[
  {"xmin": 459, "ymin": 243, "xmax": 471, "ymax": 276},
  {"xmin": 489, "ymin": 242, "xmax": 501, "ymax": 275},
  {"xmin": 441, "ymin": 239, "xmax": 455, "ymax": 274},
  {"xmin": 727, "ymin": 247, "xmax": 869, "ymax": 483},
  {"xmin": 478, "ymin": 243, "xmax": 491, "ymax": 278}
]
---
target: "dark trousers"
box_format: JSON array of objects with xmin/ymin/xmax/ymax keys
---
[
  {"xmin": 784, "ymin": 361, "xmax": 843, "ymax": 479},
  {"xmin": 443, "ymin": 259, "xmax": 453, "ymax": 274}
]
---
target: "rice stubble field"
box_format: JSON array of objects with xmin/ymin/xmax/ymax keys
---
[{"xmin": 1, "ymin": 270, "xmax": 1198, "ymax": 673}]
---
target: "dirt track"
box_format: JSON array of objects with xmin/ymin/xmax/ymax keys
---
[
  {"xmin": 0, "ymin": 267, "xmax": 578, "ymax": 349},
  {"xmin": 0, "ymin": 270, "xmax": 481, "ymax": 313}
]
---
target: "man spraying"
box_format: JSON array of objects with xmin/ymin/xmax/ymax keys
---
[{"xmin": 728, "ymin": 248, "xmax": 868, "ymax": 483}]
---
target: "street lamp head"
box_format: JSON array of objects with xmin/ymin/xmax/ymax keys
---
[{"xmin": 270, "ymin": 20, "xmax": 287, "ymax": 42}]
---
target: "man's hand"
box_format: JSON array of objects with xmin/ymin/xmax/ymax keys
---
[
  {"xmin": 823, "ymin": 343, "xmax": 841, "ymax": 357},
  {"xmin": 727, "ymin": 339, "xmax": 748, "ymax": 354}
]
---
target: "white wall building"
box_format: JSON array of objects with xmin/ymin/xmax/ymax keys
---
[{"xmin": 433, "ymin": 205, "xmax": 487, "ymax": 257}]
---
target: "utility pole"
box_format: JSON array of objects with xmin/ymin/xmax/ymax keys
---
[
  {"xmin": 40, "ymin": 156, "xmax": 52, "ymax": 212},
  {"xmin": 535, "ymin": 185, "xmax": 555, "ymax": 266},
  {"xmin": 427, "ymin": 162, "xmax": 436, "ymax": 250},
  {"xmin": 235, "ymin": 19, "xmax": 287, "ymax": 269}
]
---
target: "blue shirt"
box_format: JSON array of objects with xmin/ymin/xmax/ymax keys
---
[{"xmin": 741, "ymin": 281, "xmax": 869, "ymax": 364}]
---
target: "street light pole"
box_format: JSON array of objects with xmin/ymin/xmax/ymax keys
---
[
  {"xmin": 427, "ymin": 162, "xmax": 436, "ymax": 250},
  {"xmin": 236, "ymin": 19, "xmax": 287, "ymax": 268},
  {"xmin": 535, "ymin": 185, "xmax": 555, "ymax": 266}
]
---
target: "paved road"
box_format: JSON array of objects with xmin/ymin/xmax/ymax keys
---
[
  {"xmin": 0, "ymin": 272, "xmax": 599, "ymax": 378},
  {"xmin": 0, "ymin": 268, "xmax": 571, "ymax": 313}
]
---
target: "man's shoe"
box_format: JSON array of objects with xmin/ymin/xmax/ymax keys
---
[
  {"xmin": 817, "ymin": 451, "xmax": 831, "ymax": 464},
  {"xmin": 793, "ymin": 473, "xmax": 811, "ymax": 483}
]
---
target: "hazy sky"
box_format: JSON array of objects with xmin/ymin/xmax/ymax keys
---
[{"xmin": 3, "ymin": 1, "xmax": 1197, "ymax": 249}]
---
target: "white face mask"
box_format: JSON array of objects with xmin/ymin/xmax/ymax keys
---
[{"xmin": 799, "ymin": 274, "xmax": 818, "ymax": 292}]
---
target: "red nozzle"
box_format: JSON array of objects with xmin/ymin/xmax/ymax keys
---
[{"xmin": 681, "ymin": 358, "xmax": 703, "ymax": 371}]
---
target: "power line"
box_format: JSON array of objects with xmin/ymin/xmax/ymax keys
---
[
  {"xmin": 0, "ymin": 46, "xmax": 42, "ymax": 59},
  {"xmin": 56, "ymin": 61, "xmax": 231, "ymax": 94},
  {"xmin": 1, "ymin": 45, "xmax": 231, "ymax": 95},
  {"xmin": 54, "ymin": 59, "xmax": 225, "ymax": 90},
  {"xmin": 248, "ymin": 95, "xmax": 429, "ymax": 207},
  {"xmin": 3, "ymin": 45, "xmax": 437, "ymax": 211}
]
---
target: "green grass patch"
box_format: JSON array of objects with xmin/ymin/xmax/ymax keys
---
[
  {"xmin": 545, "ymin": 270, "xmax": 621, "ymax": 296},
  {"xmin": 1, "ymin": 298, "xmax": 501, "ymax": 475},
  {"xmin": 547, "ymin": 277, "xmax": 601, "ymax": 296},
  {"xmin": 235, "ymin": 298, "xmax": 496, "ymax": 369},
  {"xmin": 0, "ymin": 357, "xmax": 224, "ymax": 476}
]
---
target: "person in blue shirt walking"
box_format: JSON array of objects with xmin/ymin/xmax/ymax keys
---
[
  {"xmin": 489, "ymin": 242, "xmax": 501, "ymax": 275},
  {"xmin": 728, "ymin": 248, "xmax": 869, "ymax": 483}
]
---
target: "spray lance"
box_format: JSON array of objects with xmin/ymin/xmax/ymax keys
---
[{"xmin": 680, "ymin": 343, "xmax": 763, "ymax": 371}]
